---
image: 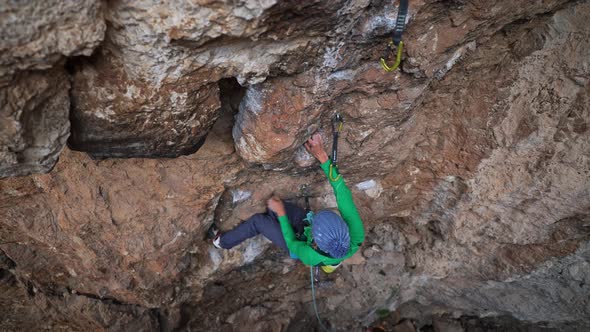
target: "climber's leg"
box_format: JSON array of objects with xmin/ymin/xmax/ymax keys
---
[
  {"xmin": 217, "ymin": 202, "xmax": 307, "ymax": 251},
  {"xmin": 219, "ymin": 212, "xmax": 288, "ymax": 250}
]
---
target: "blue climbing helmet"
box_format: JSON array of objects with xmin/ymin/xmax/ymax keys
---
[{"xmin": 311, "ymin": 210, "xmax": 350, "ymax": 258}]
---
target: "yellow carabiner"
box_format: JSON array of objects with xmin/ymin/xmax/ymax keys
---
[
  {"xmin": 380, "ymin": 40, "xmax": 404, "ymax": 72},
  {"xmin": 329, "ymin": 163, "xmax": 341, "ymax": 182}
]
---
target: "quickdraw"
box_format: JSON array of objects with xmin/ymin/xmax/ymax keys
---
[
  {"xmin": 380, "ymin": 0, "xmax": 409, "ymax": 72},
  {"xmin": 329, "ymin": 113, "xmax": 343, "ymax": 182}
]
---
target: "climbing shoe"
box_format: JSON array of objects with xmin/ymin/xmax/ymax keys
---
[
  {"xmin": 207, "ymin": 223, "xmax": 222, "ymax": 249},
  {"xmin": 320, "ymin": 263, "xmax": 341, "ymax": 274},
  {"xmin": 212, "ymin": 235, "xmax": 222, "ymax": 249}
]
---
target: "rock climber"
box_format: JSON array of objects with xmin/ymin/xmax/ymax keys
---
[{"xmin": 209, "ymin": 132, "xmax": 364, "ymax": 273}]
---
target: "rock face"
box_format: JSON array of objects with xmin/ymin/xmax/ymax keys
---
[
  {"xmin": 0, "ymin": 0, "xmax": 104, "ymax": 78},
  {"xmin": 0, "ymin": 0, "xmax": 105, "ymax": 178},
  {"xmin": 0, "ymin": 109, "xmax": 242, "ymax": 307},
  {"xmin": 233, "ymin": 75, "xmax": 318, "ymax": 165},
  {"xmin": 67, "ymin": 0, "xmax": 337, "ymax": 158},
  {"xmin": 0, "ymin": 67, "xmax": 70, "ymax": 177},
  {"xmin": 1, "ymin": 0, "xmax": 590, "ymax": 331}
]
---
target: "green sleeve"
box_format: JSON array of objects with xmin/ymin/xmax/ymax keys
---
[
  {"xmin": 277, "ymin": 159, "xmax": 365, "ymax": 267},
  {"xmin": 278, "ymin": 215, "xmax": 325, "ymax": 266},
  {"xmin": 320, "ymin": 160, "xmax": 365, "ymax": 246}
]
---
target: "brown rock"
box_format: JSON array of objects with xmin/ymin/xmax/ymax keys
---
[
  {"xmin": 1, "ymin": 0, "xmax": 590, "ymax": 331},
  {"xmin": 69, "ymin": 53, "xmax": 222, "ymax": 158},
  {"xmin": 0, "ymin": 108, "xmax": 241, "ymax": 306},
  {"xmin": 0, "ymin": 263, "xmax": 160, "ymax": 331},
  {"xmin": 345, "ymin": 251, "xmax": 367, "ymax": 265},
  {"xmin": 67, "ymin": 0, "xmax": 333, "ymax": 158},
  {"xmin": 233, "ymin": 75, "xmax": 318, "ymax": 165},
  {"xmin": 392, "ymin": 320, "xmax": 416, "ymax": 332}
]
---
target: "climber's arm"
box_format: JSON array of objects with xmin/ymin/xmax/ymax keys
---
[
  {"xmin": 268, "ymin": 196, "xmax": 325, "ymax": 265},
  {"xmin": 319, "ymin": 160, "xmax": 365, "ymax": 246},
  {"xmin": 278, "ymin": 215, "xmax": 325, "ymax": 266},
  {"xmin": 304, "ymin": 133, "xmax": 365, "ymax": 246}
]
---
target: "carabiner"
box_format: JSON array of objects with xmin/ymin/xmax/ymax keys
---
[
  {"xmin": 330, "ymin": 113, "xmax": 344, "ymax": 177},
  {"xmin": 380, "ymin": 40, "xmax": 404, "ymax": 72},
  {"xmin": 332, "ymin": 113, "xmax": 343, "ymax": 133}
]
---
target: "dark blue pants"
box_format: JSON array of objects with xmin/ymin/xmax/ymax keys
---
[{"xmin": 220, "ymin": 202, "xmax": 307, "ymax": 251}]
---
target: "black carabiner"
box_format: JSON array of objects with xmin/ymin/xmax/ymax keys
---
[
  {"xmin": 331, "ymin": 113, "xmax": 343, "ymax": 167},
  {"xmin": 380, "ymin": 0, "xmax": 409, "ymax": 72}
]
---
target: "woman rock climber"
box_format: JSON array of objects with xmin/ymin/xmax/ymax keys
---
[{"xmin": 209, "ymin": 132, "xmax": 364, "ymax": 272}]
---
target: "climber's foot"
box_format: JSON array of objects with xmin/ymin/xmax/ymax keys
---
[
  {"xmin": 206, "ymin": 223, "xmax": 222, "ymax": 249},
  {"xmin": 206, "ymin": 223, "xmax": 219, "ymax": 239},
  {"xmin": 212, "ymin": 234, "xmax": 222, "ymax": 249}
]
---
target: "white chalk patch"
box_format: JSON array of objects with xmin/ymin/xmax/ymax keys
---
[
  {"xmin": 356, "ymin": 179, "xmax": 377, "ymax": 191},
  {"xmin": 403, "ymin": 183, "xmax": 412, "ymax": 193},
  {"xmin": 170, "ymin": 91, "xmax": 188, "ymax": 111},
  {"xmin": 162, "ymin": 231, "xmax": 184, "ymax": 249},
  {"xmin": 208, "ymin": 248, "xmax": 222, "ymax": 272},
  {"xmin": 435, "ymin": 41, "xmax": 476, "ymax": 79},
  {"xmin": 356, "ymin": 179, "xmax": 383, "ymax": 198},
  {"xmin": 231, "ymin": 189, "xmax": 252, "ymax": 205},
  {"xmin": 243, "ymin": 236, "xmax": 269, "ymax": 264},
  {"xmin": 323, "ymin": 41, "xmax": 345, "ymax": 69},
  {"xmin": 358, "ymin": 129, "xmax": 374, "ymax": 140},
  {"xmin": 321, "ymin": 183, "xmax": 338, "ymax": 208},
  {"xmin": 67, "ymin": 267, "xmax": 77, "ymax": 277},
  {"xmin": 328, "ymin": 69, "xmax": 356, "ymax": 81},
  {"xmin": 432, "ymin": 32, "xmax": 438, "ymax": 52},
  {"xmin": 124, "ymin": 85, "xmax": 140, "ymax": 99},
  {"xmin": 241, "ymin": 85, "xmax": 264, "ymax": 114},
  {"xmin": 94, "ymin": 105, "xmax": 117, "ymax": 122}
]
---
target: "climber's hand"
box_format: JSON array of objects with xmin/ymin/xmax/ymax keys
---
[
  {"xmin": 304, "ymin": 133, "xmax": 329, "ymax": 164},
  {"xmin": 267, "ymin": 196, "xmax": 286, "ymax": 217}
]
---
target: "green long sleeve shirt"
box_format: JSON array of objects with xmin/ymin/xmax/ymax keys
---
[{"xmin": 278, "ymin": 159, "xmax": 365, "ymax": 266}]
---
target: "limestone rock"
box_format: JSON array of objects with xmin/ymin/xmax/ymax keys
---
[
  {"xmin": 0, "ymin": 0, "xmax": 105, "ymax": 79},
  {"xmin": 0, "ymin": 108, "xmax": 242, "ymax": 306},
  {"xmin": 1, "ymin": 0, "xmax": 590, "ymax": 331},
  {"xmin": 0, "ymin": 67, "xmax": 70, "ymax": 178},
  {"xmin": 233, "ymin": 75, "xmax": 318, "ymax": 165},
  {"xmin": 68, "ymin": 0, "xmax": 335, "ymax": 158},
  {"xmin": 0, "ymin": 0, "xmax": 105, "ymax": 177},
  {"xmin": 229, "ymin": 0, "xmax": 574, "ymax": 168},
  {"xmin": 69, "ymin": 56, "xmax": 222, "ymax": 158},
  {"xmin": 0, "ymin": 256, "xmax": 160, "ymax": 331}
]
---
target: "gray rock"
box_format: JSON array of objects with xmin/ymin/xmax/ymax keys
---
[
  {"xmin": 68, "ymin": 0, "xmax": 328, "ymax": 158},
  {"xmin": 0, "ymin": 68, "xmax": 70, "ymax": 178},
  {"xmin": 0, "ymin": 0, "xmax": 105, "ymax": 177},
  {"xmin": 0, "ymin": 0, "xmax": 105, "ymax": 80}
]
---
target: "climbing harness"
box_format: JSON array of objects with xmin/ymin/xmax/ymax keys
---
[
  {"xmin": 320, "ymin": 263, "xmax": 341, "ymax": 274},
  {"xmin": 380, "ymin": 0, "xmax": 409, "ymax": 72},
  {"xmin": 329, "ymin": 113, "xmax": 343, "ymax": 182}
]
